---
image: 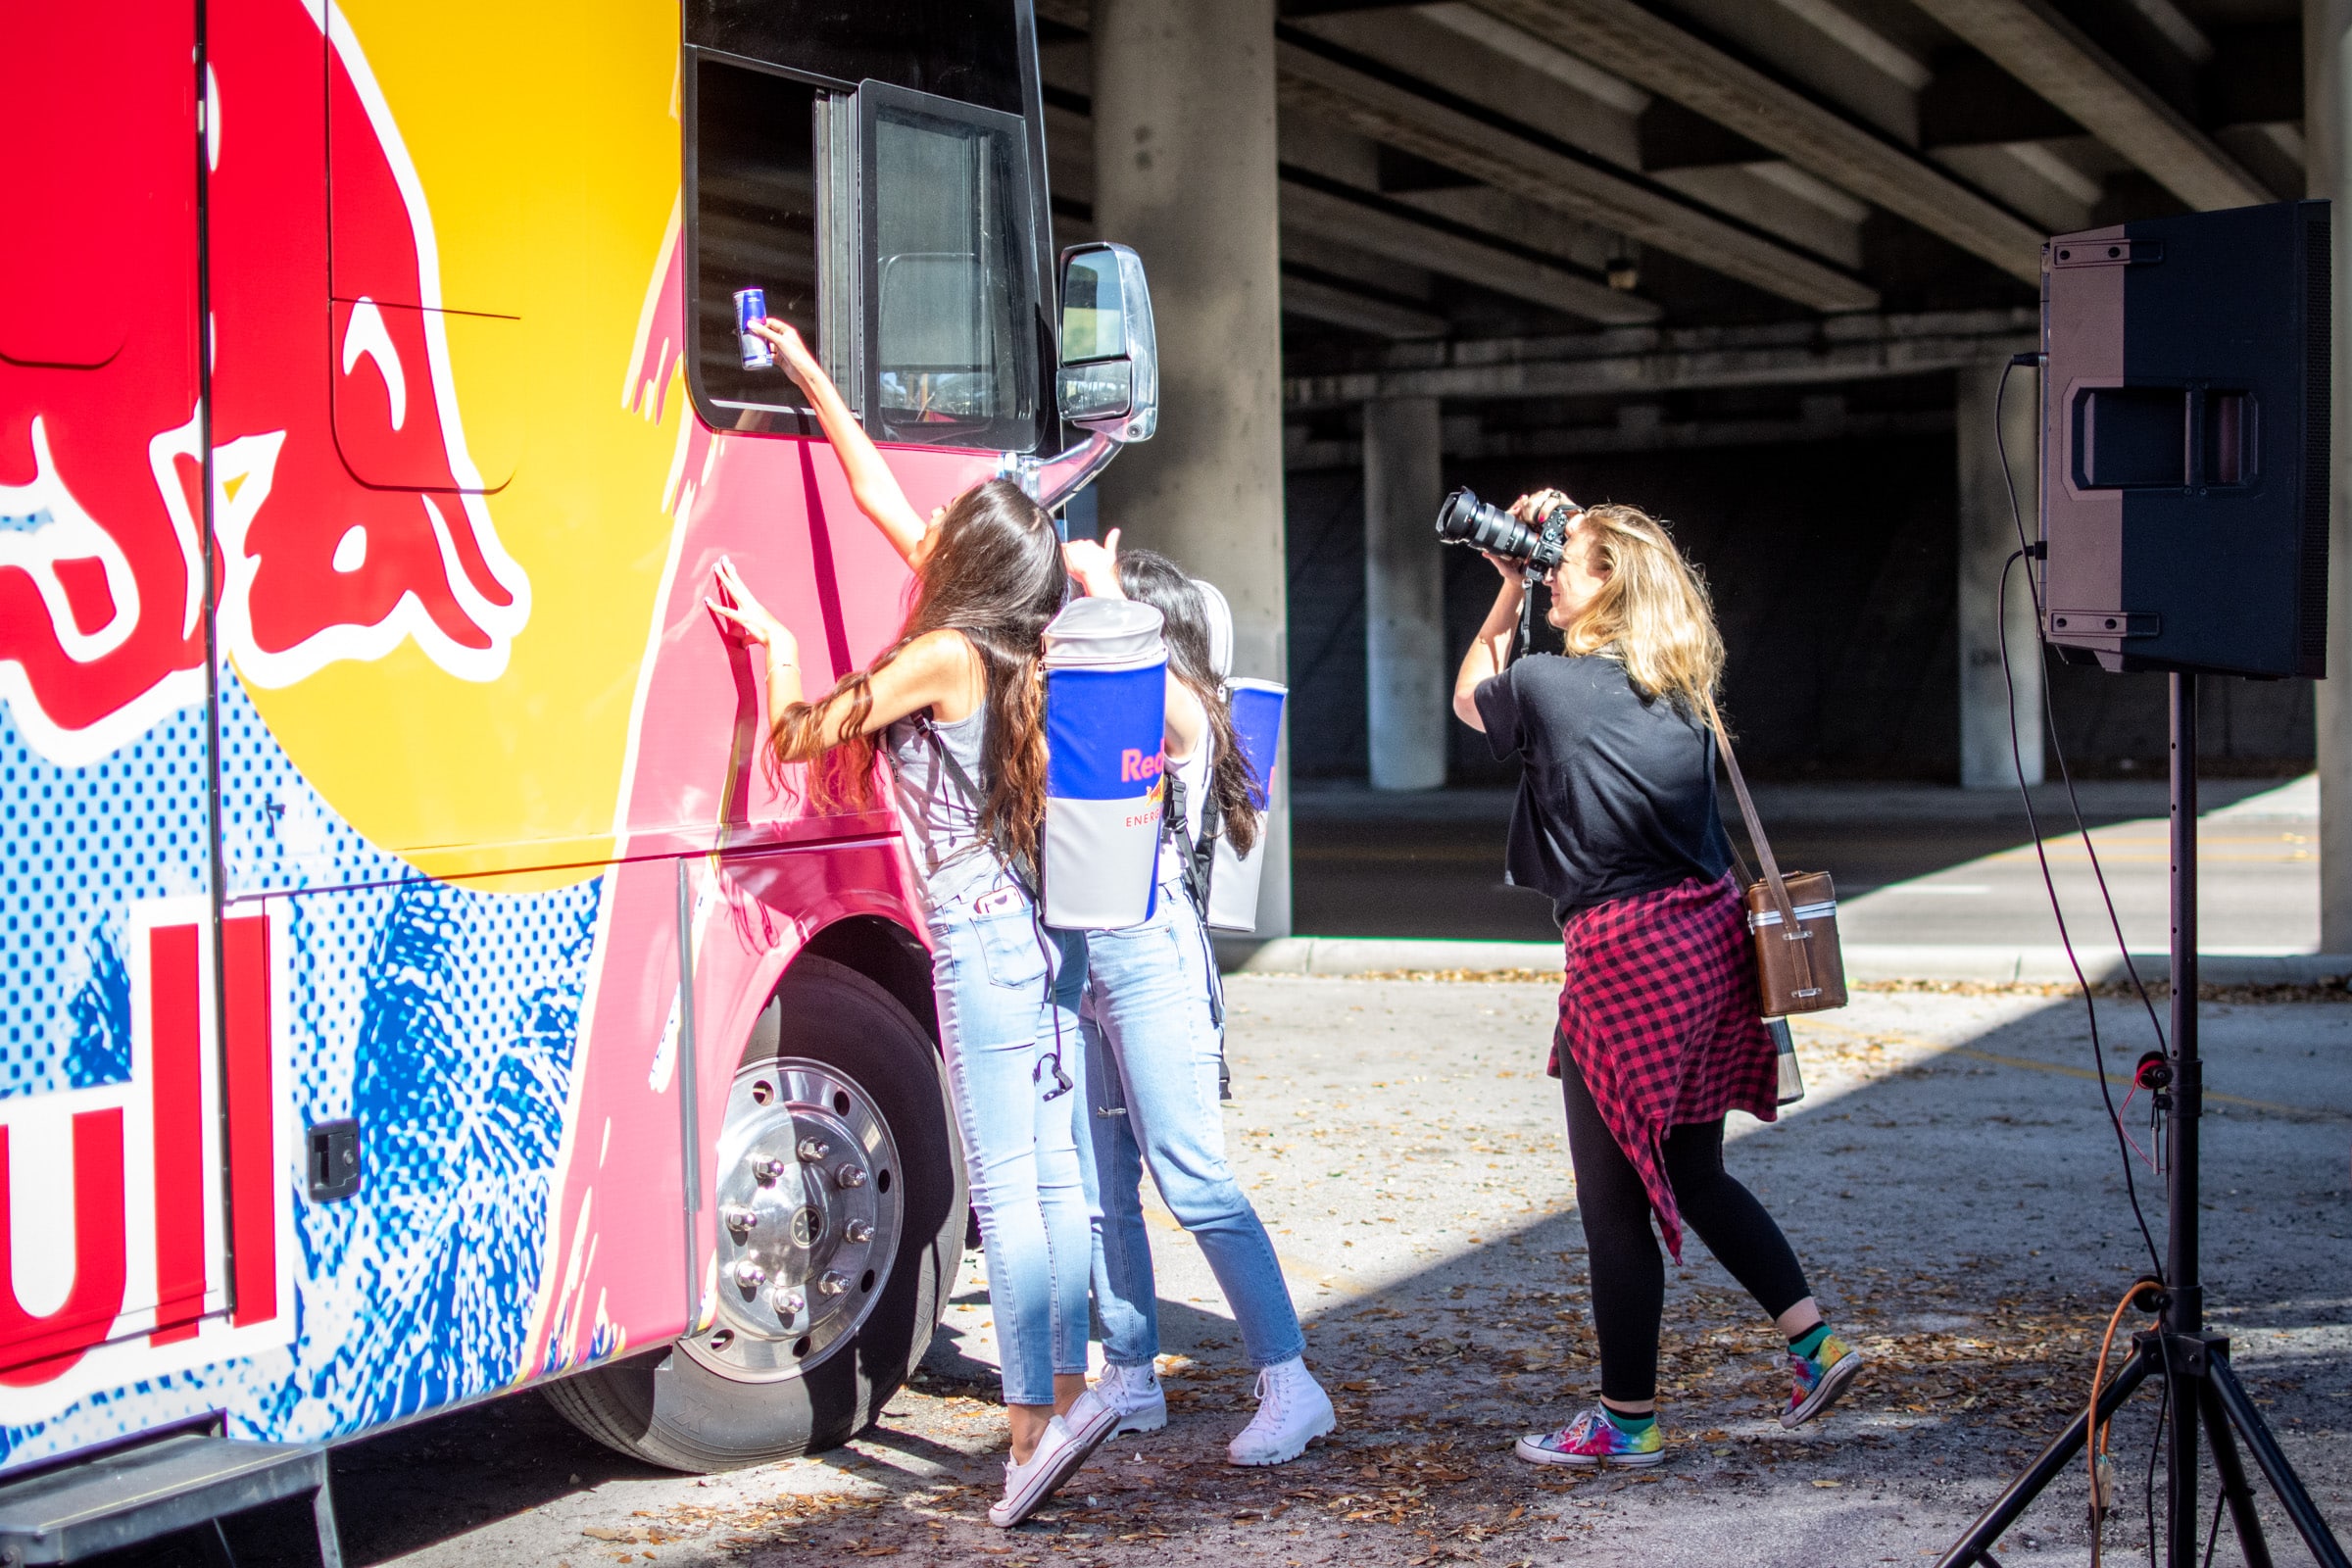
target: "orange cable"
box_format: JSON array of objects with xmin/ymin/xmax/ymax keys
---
[{"xmin": 2087, "ymin": 1279, "xmax": 2161, "ymax": 1568}]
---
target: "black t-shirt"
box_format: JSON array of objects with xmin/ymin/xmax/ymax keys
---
[{"xmin": 1473, "ymin": 653, "xmax": 1733, "ymax": 925}]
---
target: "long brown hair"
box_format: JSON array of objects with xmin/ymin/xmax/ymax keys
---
[
  {"xmin": 768, "ymin": 478, "xmax": 1063, "ymax": 867},
  {"xmin": 1114, "ymin": 549, "xmax": 1259, "ymax": 858},
  {"xmin": 1557, "ymin": 503, "xmax": 1725, "ymax": 713}
]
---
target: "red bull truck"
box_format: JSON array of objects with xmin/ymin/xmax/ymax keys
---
[{"xmin": 0, "ymin": 0, "xmax": 1158, "ymax": 1542}]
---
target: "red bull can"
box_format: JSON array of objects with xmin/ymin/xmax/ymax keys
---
[{"xmin": 734, "ymin": 288, "xmax": 773, "ymax": 368}]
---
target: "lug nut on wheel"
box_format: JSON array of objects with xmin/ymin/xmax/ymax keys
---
[
  {"xmin": 733, "ymin": 1259, "xmax": 769, "ymax": 1287},
  {"xmin": 771, "ymin": 1287, "xmax": 806, "ymax": 1317},
  {"xmin": 834, "ymin": 1163, "xmax": 867, "ymax": 1189},
  {"xmin": 721, "ymin": 1204, "xmax": 760, "ymax": 1231},
  {"xmin": 846, "ymin": 1219, "xmax": 875, "ymax": 1244},
  {"xmin": 751, "ymin": 1155, "xmax": 787, "ymax": 1183},
  {"xmin": 816, "ymin": 1270, "xmax": 850, "ymax": 1298},
  {"xmin": 797, "ymin": 1137, "xmax": 831, "ymax": 1163}
]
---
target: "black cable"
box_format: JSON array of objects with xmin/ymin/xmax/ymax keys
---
[
  {"xmin": 1994, "ymin": 359, "xmax": 2171, "ymax": 1054},
  {"xmin": 1998, "ymin": 556, "xmax": 2166, "ymax": 1277},
  {"xmin": 2200, "ymin": 1470, "xmax": 2226, "ymax": 1568},
  {"xmin": 1990, "ymin": 359, "xmax": 2167, "ymax": 1278},
  {"xmin": 2145, "ymin": 1355, "xmax": 2169, "ymax": 1568}
]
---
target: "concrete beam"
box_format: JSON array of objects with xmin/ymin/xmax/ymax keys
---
[
  {"xmin": 1281, "ymin": 271, "xmax": 1450, "ymax": 338},
  {"xmin": 2305, "ymin": 0, "xmax": 2352, "ymax": 949},
  {"xmin": 1273, "ymin": 35, "xmax": 1881, "ymax": 314},
  {"xmin": 1280, "ymin": 176, "xmax": 1662, "ymax": 325},
  {"xmin": 1284, "ymin": 309, "xmax": 2037, "ymax": 409},
  {"xmin": 1956, "ymin": 361, "xmax": 2043, "ymax": 788},
  {"xmin": 1907, "ymin": 0, "xmax": 2271, "ymax": 211},
  {"xmin": 1091, "ymin": 0, "xmax": 1293, "ymax": 936},
  {"xmin": 1363, "ymin": 398, "xmax": 1449, "ymax": 791},
  {"xmin": 1285, "ymin": 406, "xmax": 1953, "ymax": 468},
  {"xmin": 1464, "ymin": 0, "xmax": 2046, "ymax": 283}
]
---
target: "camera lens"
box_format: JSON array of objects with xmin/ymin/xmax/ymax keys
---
[{"xmin": 1434, "ymin": 487, "xmax": 1539, "ymax": 560}]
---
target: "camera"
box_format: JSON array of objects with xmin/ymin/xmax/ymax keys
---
[{"xmin": 1433, "ymin": 487, "xmax": 1577, "ymax": 575}]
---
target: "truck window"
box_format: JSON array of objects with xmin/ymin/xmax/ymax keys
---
[
  {"xmin": 682, "ymin": 0, "xmax": 1050, "ymax": 450},
  {"xmin": 687, "ymin": 0, "xmax": 1024, "ymax": 117},
  {"xmin": 864, "ymin": 86, "xmax": 1040, "ymax": 451},
  {"xmin": 686, "ymin": 54, "xmax": 824, "ymax": 430}
]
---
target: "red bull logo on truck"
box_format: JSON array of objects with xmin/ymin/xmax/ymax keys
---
[
  {"xmin": 2, "ymin": 3, "xmax": 531, "ymax": 773},
  {"xmin": 0, "ymin": 903, "xmax": 297, "ymax": 1416}
]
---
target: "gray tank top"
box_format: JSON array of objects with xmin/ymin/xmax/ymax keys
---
[{"xmin": 885, "ymin": 704, "xmax": 993, "ymax": 897}]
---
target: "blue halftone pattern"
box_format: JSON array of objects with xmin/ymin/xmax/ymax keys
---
[
  {"xmin": 62, "ymin": 919, "xmax": 131, "ymax": 1088},
  {"xmin": 1, "ymin": 673, "xmax": 606, "ymax": 1468},
  {"xmin": 318, "ymin": 875, "xmax": 594, "ymax": 1427},
  {"xmin": 0, "ymin": 704, "xmax": 209, "ymax": 1099}
]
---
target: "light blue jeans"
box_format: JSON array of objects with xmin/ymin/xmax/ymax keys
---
[
  {"xmin": 927, "ymin": 867, "xmax": 1093, "ymax": 1406},
  {"xmin": 1081, "ymin": 882, "xmax": 1305, "ymax": 1370}
]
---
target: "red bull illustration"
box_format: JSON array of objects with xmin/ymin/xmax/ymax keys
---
[{"xmin": 0, "ymin": 0, "xmax": 1152, "ymax": 1482}]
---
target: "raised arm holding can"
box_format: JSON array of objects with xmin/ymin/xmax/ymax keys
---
[{"xmin": 706, "ymin": 317, "xmax": 1114, "ymax": 1529}]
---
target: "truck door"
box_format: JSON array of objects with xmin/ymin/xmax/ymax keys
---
[{"xmin": 0, "ymin": 2, "xmax": 260, "ymax": 1394}]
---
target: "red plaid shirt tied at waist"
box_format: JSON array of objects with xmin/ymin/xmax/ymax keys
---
[{"xmin": 1551, "ymin": 870, "xmax": 1778, "ymax": 1261}]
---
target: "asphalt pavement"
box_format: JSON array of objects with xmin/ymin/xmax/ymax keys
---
[
  {"xmin": 159, "ymin": 972, "xmax": 2352, "ymax": 1568},
  {"xmin": 1292, "ymin": 773, "xmax": 2321, "ymax": 955}
]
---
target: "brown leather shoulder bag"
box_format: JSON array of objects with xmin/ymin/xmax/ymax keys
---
[{"xmin": 1700, "ymin": 692, "xmax": 1847, "ymax": 1016}]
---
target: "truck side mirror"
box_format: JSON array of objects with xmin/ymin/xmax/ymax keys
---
[{"xmin": 1055, "ymin": 243, "xmax": 1157, "ymax": 442}]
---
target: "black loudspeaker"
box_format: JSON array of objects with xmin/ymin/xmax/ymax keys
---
[{"xmin": 2040, "ymin": 199, "xmax": 2331, "ymax": 678}]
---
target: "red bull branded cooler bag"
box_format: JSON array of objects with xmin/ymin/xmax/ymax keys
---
[
  {"xmin": 1042, "ymin": 598, "xmax": 1169, "ymax": 929},
  {"xmin": 1205, "ymin": 677, "xmax": 1286, "ymax": 932}
]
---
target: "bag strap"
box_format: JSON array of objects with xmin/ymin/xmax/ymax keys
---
[
  {"xmin": 1193, "ymin": 774, "xmax": 1221, "ymax": 904},
  {"xmin": 913, "ymin": 712, "xmax": 1039, "ymax": 900},
  {"xmin": 1162, "ymin": 771, "xmax": 1216, "ymax": 915},
  {"xmin": 1699, "ymin": 691, "xmax": 1815, "ymax": 995}
]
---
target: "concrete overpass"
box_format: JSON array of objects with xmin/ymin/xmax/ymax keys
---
[{"xmin": 1036, "ymin": 0, "xmax": 2352, "ymax": 946}]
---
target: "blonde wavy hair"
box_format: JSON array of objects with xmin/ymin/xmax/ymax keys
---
[{"xmin": 1556, "ymin": 503, "xmax": 1724, "ymax": 712}]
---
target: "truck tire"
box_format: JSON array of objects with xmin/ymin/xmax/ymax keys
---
[{"xmin": 542, "ymin": 955, "xmax": 962, "ymax": 1471}]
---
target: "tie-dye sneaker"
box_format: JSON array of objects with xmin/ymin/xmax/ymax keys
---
[
  {"xmin": 1782, "ymin": 1331, "xmax": 1864, "ymax": 1429},
  {"xmin": 1513, "ymin": 1407, "xmax": 1665, "ymax": 1468}
]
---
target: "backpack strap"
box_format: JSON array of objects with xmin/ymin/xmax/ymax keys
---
[
  {"xmin": 1161, "ymin": 770, "xmax": 1212, "ymax": 916},
  {"xmin": 912, "ymin": 712, "xmax": 1039, "ymax": 901},
  {"xmin": 1159, "ymin": 761, "xmax": 1227, "ymax": 1028}
]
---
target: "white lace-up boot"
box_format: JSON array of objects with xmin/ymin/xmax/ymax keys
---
[
  {"xmin": 1096, "ymin": 1361, "xmax": 1168, "ymax": 1436},
  {"xmin": 1226, "ymin": 1356, "xmax": 1337, "ymax": 1466}
]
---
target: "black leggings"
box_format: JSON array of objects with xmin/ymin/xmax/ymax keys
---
[{"xmin": 1560, "ymin": 1055, "xmax": 1812, "ymax": 1404}]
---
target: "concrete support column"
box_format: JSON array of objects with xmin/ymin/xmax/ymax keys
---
[
  {"xmin": 1363, "ymin": 397, "xmax": 1447, "ymax": 790},
  {"xmin": 1091, "ymin": 0, "xmax": 1290, "ymax": 935},
  {"xmin": 2308, "ymin": 0, "xmax": 2352, "ymax": 948},
  {"xmin": 1956, "ymin": 361, "xmax": 2044, "ymax": 788}
]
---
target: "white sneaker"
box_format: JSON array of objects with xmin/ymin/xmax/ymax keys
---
[
  {"xmin": 1097, "ymin": 1362, "xmax": 1168, "ymax": 1436},
  {"xmin": 989, "ymin": 1398, "xmax": 1113, "ymax": 1529},
  {"xmin": 1226, "ymin": 1356, "xmax": 1337, "ymax": 1466}
]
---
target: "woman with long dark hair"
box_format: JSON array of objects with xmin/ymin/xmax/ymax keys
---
[
  {"xmin": 1453, "ymin": 491, "xmax": 1862, "ymax": 1469},
  {"xmin": 707, "ymin": 318, "xmax": 1112, "ymax": 1527},
  {"xmin": 1060, "ymin": 534, "xmax": 1335, "ymax": 1466}
]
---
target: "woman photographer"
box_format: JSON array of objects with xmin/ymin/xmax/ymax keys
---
[
  {"xmin": 707, "ymin": 318, "xmax": 1113, "ymax": 1527},
  {"xmin": 1452, "ymin": 491, "xmax": 1862, "ymax": 1469},
  {"xmin": 1060, "ymin": 534, "xmax": 1336, "ymax": 1468}
]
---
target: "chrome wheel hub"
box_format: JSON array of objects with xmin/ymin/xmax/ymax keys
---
[{"xmin": 682, "ymin": 1057, "xmax": 902, "ymax": 1381}]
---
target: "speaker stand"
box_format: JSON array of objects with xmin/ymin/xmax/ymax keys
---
[{"xmin": 1936, "ymin": 673, "xmax": 2348, "ymax": 1568}]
